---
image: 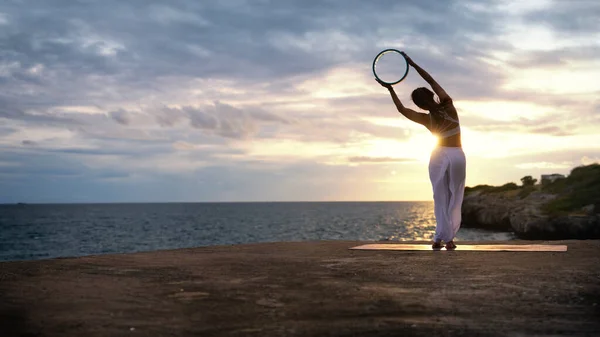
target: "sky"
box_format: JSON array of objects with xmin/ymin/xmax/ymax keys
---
[{"xmin": 0, "ymin": 0, "xmax": 599, "ymax": 203}]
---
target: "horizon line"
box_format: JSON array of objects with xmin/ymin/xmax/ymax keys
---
[{"xmin": 1, "ymin": 200, "xmax": 434, "ymax": 205}]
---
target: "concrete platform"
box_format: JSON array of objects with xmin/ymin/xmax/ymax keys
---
[{"xmin": 1, "ymin": 240, "xmax": 599, "ymax": 336}]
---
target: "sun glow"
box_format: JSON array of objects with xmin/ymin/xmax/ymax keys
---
[
  {"xmin": 456, "ymin": 101, "xmax": 553, "ymax": 121},
  {"xmin": 362, "ymin": 134, "xmax": 439, "ymax": 163},
  {"xmin": 503, "ymin": 67, "xmax": 600, "ymax": 94},
  {"xmin": 296, "ymin": 64, "xmax": 377, "ymax": 98}
]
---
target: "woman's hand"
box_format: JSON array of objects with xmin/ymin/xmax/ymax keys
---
[
  {"xmin": 400, "ymin": 51, "xmax": 415, "ymax": 66},
  {"xmin": 401, "ymin": 51, "xmax": 450, "ymax": 100},
  {"xmin": 375, "ymin": 78, "xmax": 393, "ymax": 90}
]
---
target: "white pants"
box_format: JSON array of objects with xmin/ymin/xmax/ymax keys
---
[{"xmin": 429, "ymin": 146, "xmax": 466, "ymax": 242}]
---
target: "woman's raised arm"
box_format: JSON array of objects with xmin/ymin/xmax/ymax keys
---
[{"xmin": 401, "ymin": 52, "xmax": 451, "ymax": 102}]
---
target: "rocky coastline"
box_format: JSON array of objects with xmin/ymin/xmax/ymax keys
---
[{"xmin": 461, "ymin": 164, "xmax": 600, "ymax": 240}]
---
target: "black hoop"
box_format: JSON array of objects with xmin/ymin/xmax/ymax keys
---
[{"xmin": 372, "ymin": 49, "xmax": 409, "ymax": 85}]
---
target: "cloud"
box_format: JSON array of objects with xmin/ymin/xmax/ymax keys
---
[
  {"xmin": 515, "ymin": 161, "xmax": 573, "ymax": 170},
  {"xmin": 466, "ymin": 120, "xmax": 577, "ymax": 137},
  {"xmin": 528, "ymin": 126, "xmax": 572, "ymax": 137},
  {"xmin": 0, "ymin": 126, "xmax": 16, "ymax": 136},
  {"xmin": 348, "ymin": 156, "xmax": 415, "ymax": 163},
  {"xmin": 508, "ymin": 46, "xmax": 600, "ymax": 68},
  {"xmin": 581, "ymin": 156, "xmax": 600, "ymax": 166},
  {"xmin": 524, "ymin": 1, "xmax": 600, "ymax": 34},
  {"xmin": 0, "ymin": 96, "xmax": 78, "ymax": 125},
  {"xmin": 1, "ymin": 0, "xmax": 599, "ymax": 202},
  {"xmin": 182, "ymin": 101, "xmax": 293, "ymax": 139},
  {"xmin": 109, "ymin": 109, "xmax": 130, "ymax": 125},
  {"xmin": 0, "ymin": 151, "xmax": 87, "ymax": 177},
  {"xmin": 507, "ymin": 149, "xmax": 600, "ymax": 165},
  {"xmin": 21, "ymin": 140, "xmax": 36, "ymax": 146}
]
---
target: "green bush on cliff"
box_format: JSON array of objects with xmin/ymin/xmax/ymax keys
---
[
  {"xmin": 464, "ymin": 164, "xmax": 600, "ymax": 216},
  {"xmin": 465, "ymin": 182, "xmax": 519, "ymax": 195},
  {"xmin": 464, "ymin": 184, "xmax": 493, "ymax": 194},
  {"xmin": 518, "ymin": 185, "xmax": 536, "ymax": 199},
  {"xmin": 542, "ymin": 164, "xmax": 600, "ymax": 215},
  {"xmin": 520, "ymin": 175, "xmax": 537, "ymax": 186}
]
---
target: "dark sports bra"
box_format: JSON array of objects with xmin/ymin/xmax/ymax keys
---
[{"xmin": 429, "ymin": 101, "xmax": 460, "ymax": 138}]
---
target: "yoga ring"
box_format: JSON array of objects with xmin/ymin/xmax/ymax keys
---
[{"xmin": 372, "ymin": 49, "xmax": 409, "ymax": 86}]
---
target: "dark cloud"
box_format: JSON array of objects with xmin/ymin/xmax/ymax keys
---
[
  {"xmin": 21, "ymin": 140, "xmax": 36, "ymax": 146},
  {"xmin": 0, "ymin": 0, "xmax": 565, "ymax": 146},
  {"xmin": 152, "ymin": 101, "xmax": 295, "ymax": 139},
  {"xmin": 46, "ymin": 147, "xmax": 153, "ymax": 157},
  {"xmin": 250, "ymin": 109, "xmax": 293, "ymax": 124},
  {"xmin": 525, "ymin": 0, "xmax": 600, "ymax": 35},
  {"xmin": 0, "ymin": 0, "xmax": 507, "ymax": 111},
  {"xmin": 508, "ymin": 46, "xmax": 600, "ymax": 68},
  {"xmin": 0, "ymin": 0, "xmax": 593, "ymax": 119},
  {"xmin": 109, "ymin": 109, "xmax": 130, "ymax": 125},
  {"xmin": 0, "ymin": 96, "xmax": 78, "ymax": 125},
  {"xmin": 155, "ymin": 106, "xmax": 187, "ymax": 127}
]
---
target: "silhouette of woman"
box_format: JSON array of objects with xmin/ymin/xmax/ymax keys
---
[{"xmin": 376, "ymin": 52, "xmax": 466, "ymax": 250}]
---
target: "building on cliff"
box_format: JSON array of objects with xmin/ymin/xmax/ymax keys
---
[{"xmin": 541, "ymin": 173, "xmax": 565, "ymax": 185}]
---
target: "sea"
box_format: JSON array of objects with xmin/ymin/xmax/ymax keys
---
[{"xmin": 0, "ymin": 202, "xmax": 514, "ymax": 262}]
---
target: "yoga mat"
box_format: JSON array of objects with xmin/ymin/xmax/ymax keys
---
[{"xmin": 350, "ymin": 244, "xmax": 568, "ymax": 252}]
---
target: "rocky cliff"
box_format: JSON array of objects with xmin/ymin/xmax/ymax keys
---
[{"xmin": 461, "ymin": 164, "xmax": 600, "ymax": 239}]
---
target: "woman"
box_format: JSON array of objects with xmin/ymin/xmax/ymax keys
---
[{"xmin": 376, "ymin": 52, "xmax": 466, "ymax": 250}]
